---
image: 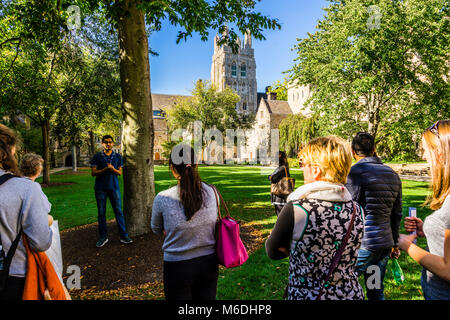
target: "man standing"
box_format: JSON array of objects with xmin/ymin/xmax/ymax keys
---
[
  {"xmin": 91, "ymin": 135, "xmax": 133, "ymax": 247},
  {"xmin": 346, "ymin": 132, "xmax": 402, "ymax": 300}
]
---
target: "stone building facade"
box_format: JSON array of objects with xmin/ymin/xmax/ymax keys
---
[
  {"xmin": 211, "ymin": 31, "xmax": 258, "ymax": 114},
  {"xmin": 149, "ymin": 32, "xmax": 310, "ymax": 164}
]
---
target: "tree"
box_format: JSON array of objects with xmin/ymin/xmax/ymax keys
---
[
  {"xmin": 83, "ymin": 0, "xmax": 281, "ymax": 236},
  {"xmin": 279, "ymin": 113, "xmax": 319, "ymax": 157},
  {"xmin": 1, "ymin": 1, "xmax": 111, "ymax": 183},
  {"xmin": 0, "ymin": 0, "xmax": 67, "ymax": 87},
  {"xmin": 289, "ymin": 0, "xmax": 449, "ymax": 148},
  {"xmin": 267, "ymin": 77, "xmax": 289, "ymax": 101},
  {"xmin": 166, "ymin": 80, "xmax": 255, "ymax": 161}
]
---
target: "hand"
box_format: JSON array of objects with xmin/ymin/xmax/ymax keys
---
[
  {"xmin": 390, "ymin": 246, "xmax": 401, "ymax": 259},
  {"xmin": 278, "ymin": 247, "xmax": 289, "ymax": 256},
  {"xmin": 404, "ymin": 217, "xmax": 425, "ymax": 237},
  {"xmin": 44, "ymin": 289, "xmax": 52, "ymax": 300},
  {"xmin": 107, "ymin": 163, "xmax": 114, "ymax": 170},
  {"xmin": 398, "ymin": 233, "xmax": 417, "ymax": 252},
  {"xmin": 48, "ymin": 215, "xmax": 54, "ymax": 226}
]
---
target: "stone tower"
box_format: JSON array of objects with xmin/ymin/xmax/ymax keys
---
[{"xmin": 211, "ymin": 30, "xmax": 258, "ymax": 114}]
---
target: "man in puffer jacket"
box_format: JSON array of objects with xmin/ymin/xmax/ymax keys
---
[{"xmin": 345, "ymin": 132, "xmax": 403, "ymax": 300}]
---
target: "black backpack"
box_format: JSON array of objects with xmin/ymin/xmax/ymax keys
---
[{"xmin": 0, "ymin": 174, "xmax": 22, "ymax": 292}]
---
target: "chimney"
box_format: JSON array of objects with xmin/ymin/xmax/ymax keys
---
[{"xmin": 268, "ymin": 92, "xmax": 277, "ymax": 101}]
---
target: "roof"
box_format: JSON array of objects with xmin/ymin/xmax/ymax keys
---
[
  {"xmin": 257, "ymin": 92, "xmax": 267, "ymax": 105},
  {"xmin": 151, "ymin": 93, "xmax": 191, "ymax": 112},
  {"xmin": 263, "ymin": 99, "xmax": 292, "ymax": 115}
]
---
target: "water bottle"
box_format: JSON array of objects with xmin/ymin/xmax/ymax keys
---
[
  {"xmin": 409, "ymin": 207, "xmax": 417, "ymax": 244},
  {"xmin": 391, "ymin": 258, "xmax": 405, "ymax": 285}
]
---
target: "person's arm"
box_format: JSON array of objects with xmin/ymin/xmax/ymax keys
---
[
  {"xmin": 151, "ymin": 194, "xmax": 164, "ymax": 235},
  {"xmin": 91, "ymin": 166, "xmax": 109, "ymax": 176},
  {"xmin": 269, "ymin": 166, "xmax": 287, "ymax": 184},
  {"xmin": 107, "ymin": 163, "xmax": 122, "ymax": 176},
  {"xmin": 109, "ymin": 154, "xmax": 124, "ymax": 176},
  {"xmin": 399, "ymin": 231, "xmax": 450, "ymax": 282},
  {"xmin": 90, "ymin": 154, "xmax": 108, "ymax": 176},
  {"xmin": 265, "ymin": 201, "xmax": 294, "ymax": 260},
  {"xmin": 345, "ymin": 168, "xmax": 362, "ymax": 203},
  {"xmin": 391, "ymin": 181, "xmax": 403, "ymax": 246}
]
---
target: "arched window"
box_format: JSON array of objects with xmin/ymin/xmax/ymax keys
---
[
  {"xmin": 241, "ymin": 64, "xmax": 247, "ymax": 78},
  {"xmin": 231, "ymin": 63, "xmax": 237, "ymax": 78},
  {"xmin": 243, "ymin": 102, "xmax": 247, "ymax": 111}
]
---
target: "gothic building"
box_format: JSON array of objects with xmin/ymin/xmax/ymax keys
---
[
  {"xmin": 210, "ymin": 30, "xmax": 258, "ymax": 113},
  {"xmin": 150, "ymin": 31, "xmax": 310, "ymax": 164}
]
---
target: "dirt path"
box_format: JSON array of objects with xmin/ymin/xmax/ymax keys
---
[{"xmin": 61, "ymin": 220, "xmax": 264, "ymax": 300}]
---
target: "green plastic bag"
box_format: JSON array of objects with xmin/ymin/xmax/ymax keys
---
[{"xmin": 390, "ymin": 258, "xmax": 405, "ymax": 285}]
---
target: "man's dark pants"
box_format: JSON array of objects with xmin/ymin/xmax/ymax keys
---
[
  {"xmin": 95, "ymin": 188, "xmax": 129, "ymax": 240},
  {"xmin": 356, "ymin": 247, "xmax": 391, "ymax": 300}
]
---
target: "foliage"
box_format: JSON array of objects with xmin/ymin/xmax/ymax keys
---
[
  {"xmin": 91, "ymin": 0, "xmax": 281, "ymax": 54},
  {"xmin": 52, "ymin": 35, "xmax": 121, "ymax": 149},
  {"xmin": 1, "ymin": 3, "xmax": 122, "ymax": 180},
  {"xmin": 16, "ymin": 126, "xmax": 43, "ymax": 155},
  {"xmin": 267, "ymin": 77, "xmax": 289, "ymax": 101},
  {"xmin": 161, "ymin": 138, "xmax": 183, "ymax": 160},
  {"xmin": 166, "ymin": 80, "xmax": 255, "ymax": 144},
  {"xmin": 289, "ymin": 0, "xmax": 449, "ymax": 153},
  {"xmin": 279, "ymin": 113, "xmax": 320, "ymax": 157}
]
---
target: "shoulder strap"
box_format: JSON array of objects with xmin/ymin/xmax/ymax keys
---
[
  {"xmin": 0, "ymin": 174, "xmax": 17, "ymax": 186},
  {"xmin": 206, "ymin": 183, "xmax": 230, "ymax": 219},
  {"xmin": 0, "ymin": 174, "xmax": 23, "ymax": 277},
  {"xmin": 316, "ymin": 201, "xmax": 358, "ymax": 300}
]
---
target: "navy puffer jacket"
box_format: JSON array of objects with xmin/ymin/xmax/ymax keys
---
[{"xmin": 345, "ymin": 157, "xmax": 403, "ymax": 250}]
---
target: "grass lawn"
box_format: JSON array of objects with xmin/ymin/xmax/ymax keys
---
[{"xmin": 38, "ymin": 165, "xmax": 432, "ymax": 300}]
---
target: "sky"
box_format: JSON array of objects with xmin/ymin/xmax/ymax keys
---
[{"xmin": 148, "ymin": 0, "xmax": 329, "ymax": 96}]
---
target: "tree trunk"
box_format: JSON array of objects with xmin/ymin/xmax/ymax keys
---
[
  {"xmin": 41, "ymin": 119, "xmax": 51, "ymax": 185},
  {"xmin": 117, "ymin": 0, "xmax": 155, "ymax": 237},
  {"xmin": 72, "ymin": 144, "xmax": 77, "ymax": 172},
  {"xmin": 88, "ymin": 130, "xmax": 96, "ymax": 159}
]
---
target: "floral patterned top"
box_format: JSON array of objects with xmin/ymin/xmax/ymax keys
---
[{"xmin": 267, "ymin": 196, "xmax": 365, "ymax": 300}]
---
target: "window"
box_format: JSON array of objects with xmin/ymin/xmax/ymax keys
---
[
  {"xmin": 153, "ymin": 109, "xmax": 166, "ymax": 119},
  {"xmin": 241, "ymin": 64, "xmax": 247, "ymax": 78},
  {"xmin": 231, "ymin": 63, "xmax": 237, "ymax": 78},
  {"xmin": 243, "ymin": 103, "xmax": 247, "ymax": 111}
]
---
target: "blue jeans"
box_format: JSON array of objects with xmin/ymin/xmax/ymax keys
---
[
  {"xmin": 95, "ymin": 189, "xmax": 129, "ymax": 239},
  {"xmin": 356, "ymin": 247, "xmax": 391, "ymax": 300},
  {"xmin": 421, "ymin": 268, "xmax": 450, "ymax": 300}
]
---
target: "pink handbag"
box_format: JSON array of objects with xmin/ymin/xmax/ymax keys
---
[{"xmin": 210, "ymin": 185, "xmax": 248, "ymax": 268}]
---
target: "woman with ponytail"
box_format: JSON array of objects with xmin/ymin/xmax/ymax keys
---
[{"xmin": 151, "ymin": 144, "xmax": 219, "ymax": 300}]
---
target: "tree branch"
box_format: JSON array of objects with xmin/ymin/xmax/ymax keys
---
[{"xmin": 0, "ymin": 37, "xmax": 21, "ymax": 48}]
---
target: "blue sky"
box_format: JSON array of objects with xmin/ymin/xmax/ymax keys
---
[{"xmin": 148, "ymin": 0, "xmax": 329, "ymax": 95}]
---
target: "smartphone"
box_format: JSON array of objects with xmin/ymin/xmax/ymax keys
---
[{"xmin": 409, "ymin": 207, "xmax": 417, "ymax": 244}]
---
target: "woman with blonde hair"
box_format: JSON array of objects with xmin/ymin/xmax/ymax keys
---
[
  {"xmin": 266, "ymin": 136, "xmax": 365, "ymax": 300},
  {"xmin": 399, "ymin": 120, "xmax": 450, "ymax": 300}
]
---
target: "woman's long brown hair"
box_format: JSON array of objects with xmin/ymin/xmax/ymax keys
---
[
  {"xmin": 422, "ymin": 120, "xmax": 450, "ymax": 210},
  {"xmin": 0, "ymin": 124, "xmax": 19, "ymax": 174},
  {"xmin": 169, "ymin": 144, "xmax": 204, "ymax": 221}
]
